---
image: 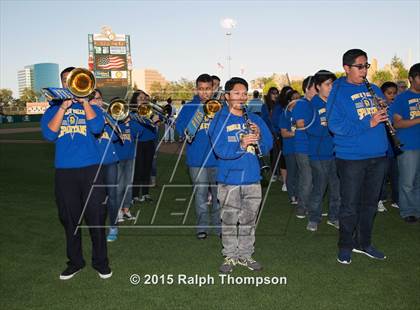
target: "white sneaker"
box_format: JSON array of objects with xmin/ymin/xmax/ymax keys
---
[
  {"xmin": 123, "ymin": 210, "xmax": 136, "ymax": 221},
  {"xmin": 271, "ymin": 175, "xmax": 278, "ymax": 182},
  {"xmin": 118, "ymin": 210, "xmax": 124, "ymax": 223},
  {"xmin": 281, "ymin": 183, "xmax": 287, "ymax": 192},
  {"xmin": 391, "ymin": 203, "xmax": 399, "ymax": 209},
  {"xmin": 377, "ymin": 200, "xmax": 387, "ymax": 212}
]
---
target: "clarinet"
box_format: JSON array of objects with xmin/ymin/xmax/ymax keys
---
[
  {"xmin": 242, "ymin": 105, "xmax": 270, "ymax": 172},
  {"xmin": 363, "ymin": 78, "xmax": 403, "ymax": 153}
]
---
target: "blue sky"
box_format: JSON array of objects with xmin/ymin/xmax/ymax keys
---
[{"xmin": 1, "ymin": 0, "xmax": 419, "ymax": 95}]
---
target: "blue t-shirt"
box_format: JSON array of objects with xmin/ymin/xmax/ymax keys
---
[
  {"xmin": 389, "ymin": 90, "xmax": 420, "ymax": 151},
  {"xmin": 175, "ymin": 96, "xmax": 217, "ymax": 167},
  {"xmin": 208, "ymin": 106, "xmax": 273, "ymax": 185},
  {"xmin": 307, "ymin": 95, "xmax": 334, "ymax": 160},
  {"xmin": 326, "ymin": 77, "xmax": 387, "ymax": 160},
  {"xmin": 278, "ymin": 109, "xmax": 295, "ymax": 155},
  {"xmin": 41, "ymin": 102, "xmax": 104, "ymax": 169},
  {"xmin": 271, "ymin": 104, "xmax": 283, "ymax": 135},
  {"xmin": 291, "ymin": 98, "xmax": 313, "ymax": 154},
  {"xmin": 96, "ymin": 121, "xmax": 119, "ymax": 165},
  {"xmin": 114, "ymin": 119, "xmax": 143, "ymax": 161}
]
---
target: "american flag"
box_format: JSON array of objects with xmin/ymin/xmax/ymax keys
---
[{"xmin": 96, "ymin": 55, "xmax": 126, "ymax": 70}]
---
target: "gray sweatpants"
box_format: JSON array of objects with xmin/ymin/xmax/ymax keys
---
[{"xmin": 218, "ymin": 183, "xmax": 262, "ymax": 259}]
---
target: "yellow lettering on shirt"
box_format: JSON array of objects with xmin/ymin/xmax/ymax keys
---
[
  {"xmin": 58, "ymin": 125, "xmax": 87, "ymax": 138},
  {"xmin": 226, "ymin": 124, "xmax": 241, "ymax": 132},
  {"xmin": 410, "ymin": 110, "xmax": 420, "ymax": 119}
]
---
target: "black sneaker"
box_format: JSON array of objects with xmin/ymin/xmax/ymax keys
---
[
  {"xmin": 196, "ymin": 232, "xmax": 208, "ymax": 240},
  {"xmin": 97, "ymin": 266, "xmax": 113, "ymax": 279},
  {"xmin": 237, "ymin": 257, "xmax": 263, "ymax": 271},
  {"xmin": 59, "ymin": 265, "xmax": 83, "ymax": 280},
  {"xmin": 296, "ymin": 207, "xmax": 306, "ymax": 219},
  {"xmin": 219, "ymin": 257, "xmax": 236, "ymax": 274}
]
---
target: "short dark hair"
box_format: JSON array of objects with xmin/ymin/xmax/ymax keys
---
[
  {"xmin": 380, "ymin": 81, "xmax": 398, "ymax": 93},
  {"xmin": 129, "ymin": 90, "xmax": 148, "ymax": 104},
  {"xmin": 302, "ymin": 76, "xmax": 314, "ymax": 93},
  {"xmin": 224, "ymin": 77, "xmax": 248, "ymax": 92},
  {"xmin": 211, "ymin": 75, "xmax": 221, "ymax": 82},
  {"xmin": 196, "ymin": 74, "xmax": 213, "ymax": 86},
  {"xmin": 313, "ymin": 70, "xmax": 337, "ymax": 91},
  {"xmin": 342, "ymin": 49, "xmax": 367, "ymax": 66},
  {"xmin": 167, "ymin": 97, "xmax": 172, "ymax": 104},
  {"xmin": 408, "ymin": 63, "xmax": 420, "ymax": 80},
  {"xmin": 253, "ymin": 90, "xmax": 259, "ymax": 98},
  {"xmin": 60, "ymin": 67, "xmax": 75, "ymax": 81},
  {"xmin": 94, "ymin": 88, "xmax": 102, "ymax": 97}
]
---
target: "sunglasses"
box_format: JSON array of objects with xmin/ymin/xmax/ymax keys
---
[{"xmin": 348, "ymin": 63, "xmax": 371, "ymax": 70}]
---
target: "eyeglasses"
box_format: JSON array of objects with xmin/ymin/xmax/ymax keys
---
[{"xmin": 348, "ymin": 63, "xmax": 371, "ymax": 70}]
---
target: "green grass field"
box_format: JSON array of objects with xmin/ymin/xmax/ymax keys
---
[{"xmin": 1, "ymin": 139, "xmax": 419, "ymax": 310}]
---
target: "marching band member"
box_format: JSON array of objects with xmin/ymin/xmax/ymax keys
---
[
  {"xmin": 291, "ymin": 76, "xmax": 317, "ymax": 219},
  {"xmin": 378, "ymin": 81, "xmax": 399, "ymax": 211},
  {"xmin": 306, "ymin": 70, "xmax": 340, "ymax": 232},
  {"xmin": 175, "ymin": 73, "xmax": 220, "ymax": 240},
  {"xmin": 41, "ymin": 67, "xmax": 111, "ymax": 280},
  {"xmin": 390, "ymin": 63, "xmax": 420, "ymax": 223},
  {"xmin": 114, "ymin": 101, "xmax": 143, "ymax": 221},
  {"xmin": 209, "ymin": 77, "xmax": 272, "ymax": 273},
  {"xmin": 131, "ymin": 91, "xmax": 159, "ymax": 202},
  {"xmin": 327, "ymin": 49, "xmax": 388, "ymax": 264},
  {"xmin": 90, "ymin": 89, "xmax": 120, "ymax": 242}
]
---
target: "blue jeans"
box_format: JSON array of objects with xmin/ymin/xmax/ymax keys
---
[
  {"xmin": 308, "ymin": 159, "xmax": 340, "ymax": 223},
  {"xmin": 189, "ymin": 167, "xmax": 221, "ymax": 235},
  {"xmin": 295, "ymin": 153, "xmax": 312, "ymax": 211},
  {"xmin": 397, "ymin": 150, "xmax": 420, "ymax": 218},
  {"xmin": 117, "ymin": 159, "xmax": 134, "ymax": 210},
  {"xmin": 284, "ymin": 154, "xmax": 298, "ymax": 200},
  {"xmin": 380, "ymin": 157, "xmax": 399, "ymax": 203},
  {"xmin": 103, "ymin": 163, "xmax": 118, "ymax": 228},
  {"xmin": 336, "ymin": 157, "xmax": 386, "ymax": 250}
]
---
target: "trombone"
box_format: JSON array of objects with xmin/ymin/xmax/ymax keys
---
[
  {"xmin": 203, "ymin": 87, "xmax": 224, "ymax": 118},
  {"xmin": 99, "ymin": 98, "xmax": 129, "ymax": 142},
  {"xmin": 131, "ymin": 101, "xmax": 171, "ymax": 127},
  {"xmin": 42, "ymin": 68, "xmax": 96, "ymax": 101}
]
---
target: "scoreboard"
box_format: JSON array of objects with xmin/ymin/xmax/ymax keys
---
[{"xmin": 88, "ymin": 26, "xmax": 132, "ymax": 98}]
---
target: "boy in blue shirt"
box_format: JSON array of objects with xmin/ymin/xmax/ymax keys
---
[
  {"xmin": 41, "ymin": 67, "xmax": 111, "ymax": 280},
  {"xmin": 175, "ymin": 74, "xmax": 220, "ymax": 240},
  {"xmin": 209, "ymin": 77, "xmax": 273, "ymax": 273},
  {"xmin": 306, "ymin": 70, "xmax": 340, "ymax": 232},
  {"xmin": 291, "ymin": 76, "xmax": 317, "ymax": 218},
  {"xmin": 327, "ymin": 49, "xmax": 388, "ymax": 264},
  {"xmin": 390, "ymin": 63, "xmax": 420, "ymax": 223}
]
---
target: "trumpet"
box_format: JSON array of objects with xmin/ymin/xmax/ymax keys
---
[
  {"xmin": 203, "ymin": 87, "xmax": 224, "ymax": 118},
  {"xmin": 42, "ymin": 68, "xmax": 96, "ymax": 101}
]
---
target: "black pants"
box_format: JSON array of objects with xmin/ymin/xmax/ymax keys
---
[
  {"xmin": 133, "ymin": 140, "xmax": 155, "ymax": 197},
  {"xmin": 336, "ymin": 157, "xmax": 386, "ymax": 250},
  {"xmin": 55, "ymin": 165, "xmax": 108, "ymax": 270}
]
